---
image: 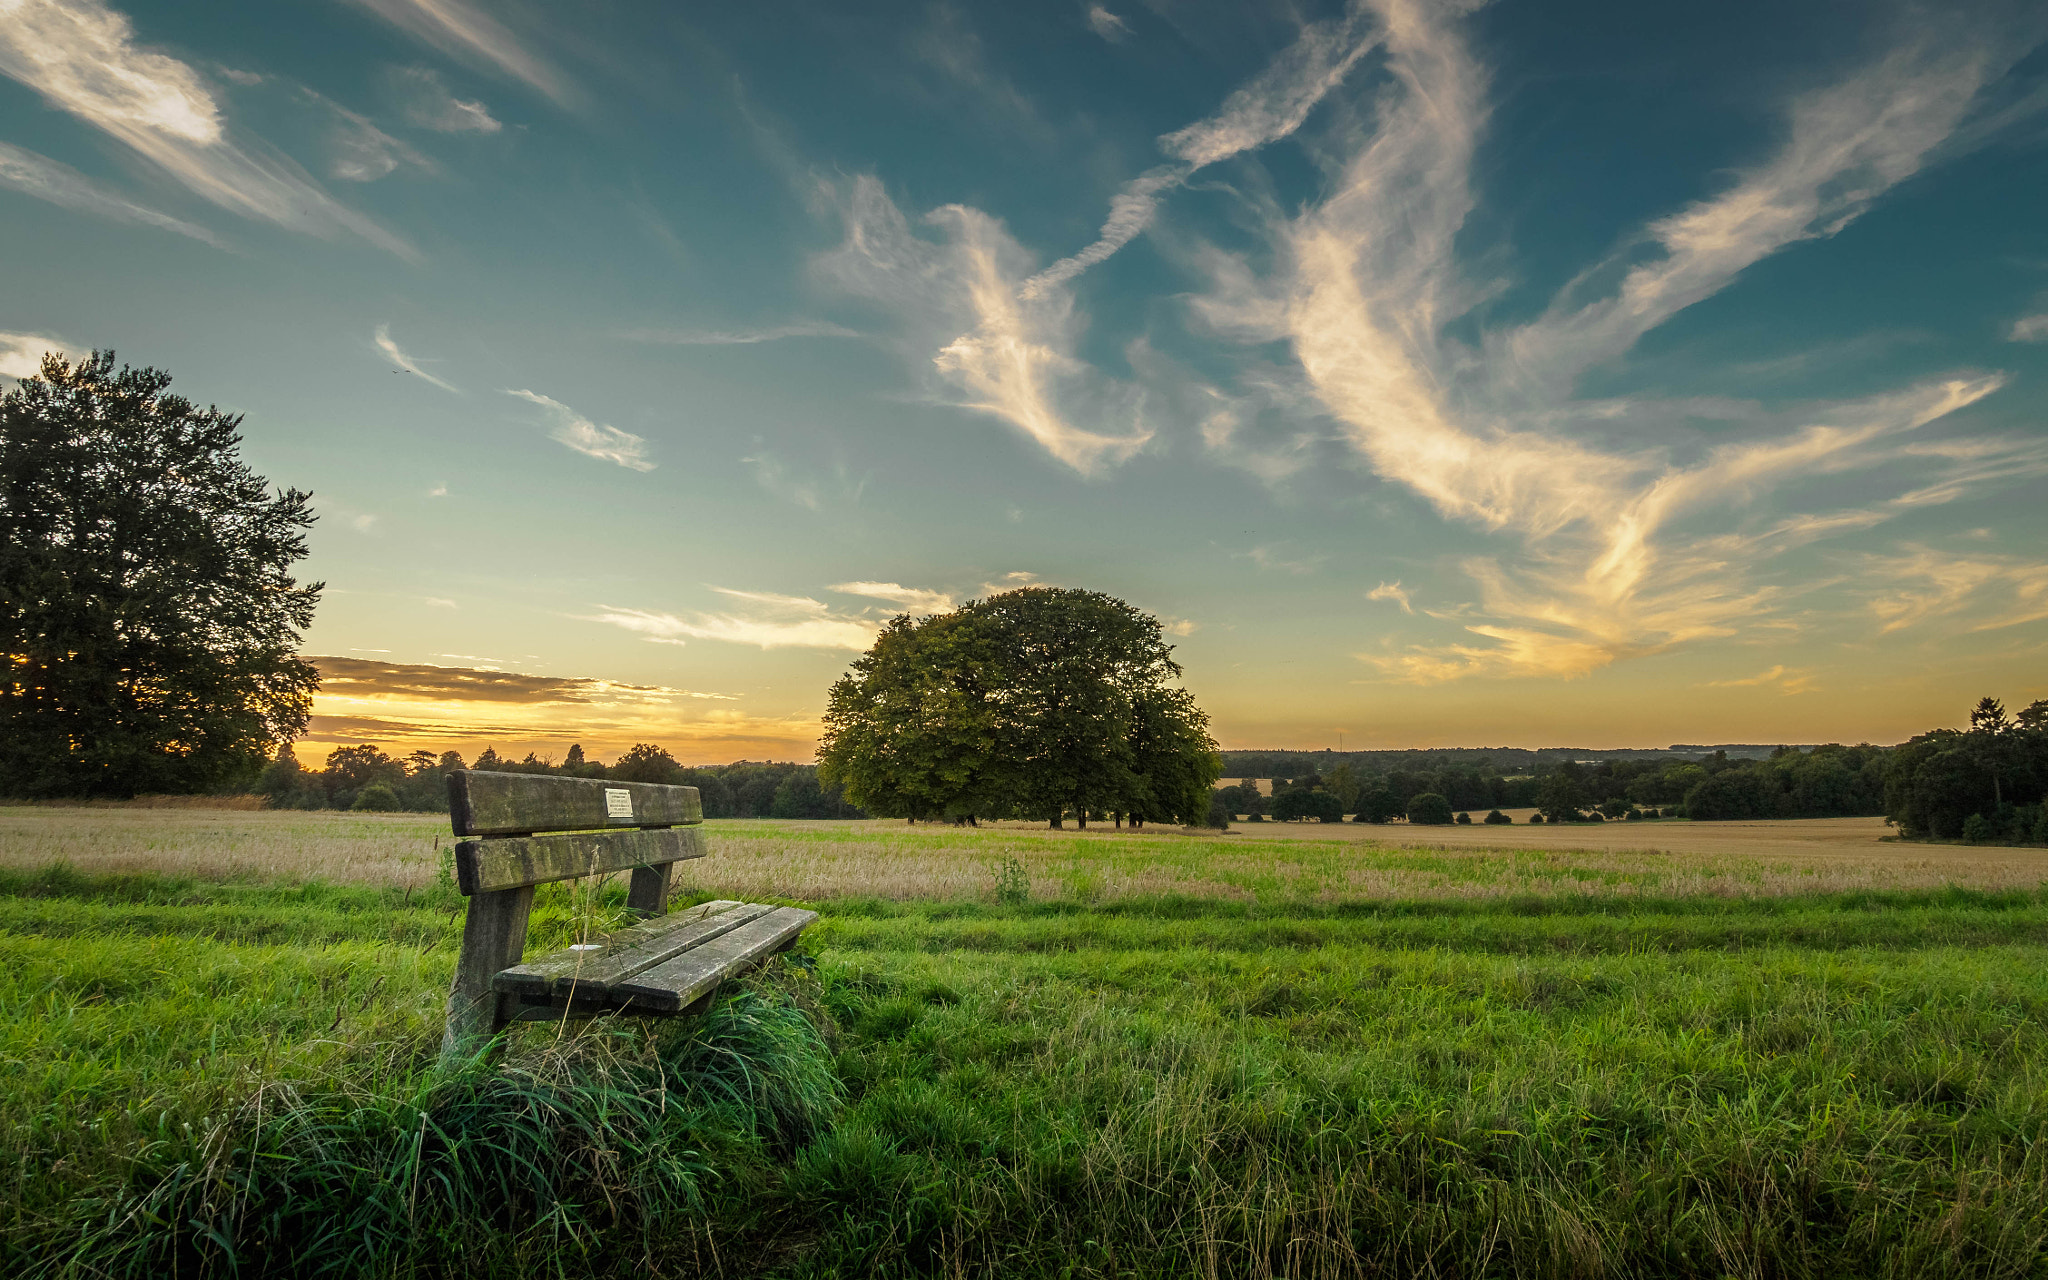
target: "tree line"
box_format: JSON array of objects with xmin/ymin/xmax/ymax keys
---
[
  {"xmin": 252, "ymin": 742, "xmax": 864, "ymax": 819},
  {"xmin": 1217, "ymin": 744, "xmax": 1891, "ymax": 825},
  {"xmin": 1885, "ymin": 696, "xmax": 2048, "ymax": 844}
]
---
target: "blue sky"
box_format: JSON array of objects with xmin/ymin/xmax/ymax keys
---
[{"xmin": 3, "ymin": 0, "xmax": 2046, "ymax": 761}]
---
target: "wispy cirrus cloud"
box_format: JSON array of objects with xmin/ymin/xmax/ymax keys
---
[
  {"xmin": 582, "ymin": 589, "xmax": 882, "ymax": 651},
  {"xmin": 374, "ymin": 323, "xmax": 460, "ymax": 392},
  {"xmin": 1863, "ymin": 545, "xmax": 2048, "ymax": 635},
  {"xmin": 1366, "ymin": 581, "xmax": 1413, "ymax": 613},
  {"xmin": 320, "ymin": 96, "xmax": 431, "ymax": 181},
  {"xmin": 386, "ymin": 64, "xmax": 500, "ymax": 132},
  {"xmin": 1185, "ymin": 0, "xmax": 2041, "ymax": 683},
  {"xmin": 0, "ymin": 140, "xmax": 222, "ymax": 245},
  {"xmin": 1705, "ymin": 665, "xmax": 1817, "ymax": 694},
  {"xmin": 0, "ymin": 0, "xmax": 415, "ymax": 257},
  {"xmin": 1085, "ymin": 5, "xmax": 1132, "ymax": 43},
  {"xmin": 347, "ymin": 0, "xmax": 576, "ymax": 106},
  {"xmin": 817, "ymin": 6, "xmax": 1377, "ymax": 476},
  {"xmin": 620, "ymin": 321, "xmax": 860, "ymax": 345},
  {"xmin": 505, "ymin": 389, "xmax": 656, "ymax": 471},
  {"xmin": 2011, "ymin": 312, "xmax": 2048, "ymax": 343},
  {"xmin": 830, "ymin": 581, "xmax": 957, "ymax": 614}
]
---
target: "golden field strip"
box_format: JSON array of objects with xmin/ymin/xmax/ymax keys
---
[{"xmin": 4, "ymin": 805, "xmax": 2041, "ymax": 902}]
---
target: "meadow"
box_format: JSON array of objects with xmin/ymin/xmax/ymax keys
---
[{"xmin": 8, "ymin": 807, "xmax": 2048, "ymax": 1276}]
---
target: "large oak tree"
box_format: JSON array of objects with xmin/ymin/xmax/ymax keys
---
[
  {"xmin": 1, "ymin": 352, "xmax": 321, "ymax": 797},
  {"xmin": 818, "ymin": 587, "xmax": 1220, "ymax": 826}
]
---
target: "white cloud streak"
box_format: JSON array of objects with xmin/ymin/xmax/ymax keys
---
[
  {"xmin": 1704, "ymin": 665, "xmax": 1816, "ymax": 694},
  {"xmin": 620, "ymin": 321, "xmax": 860, "ymax": 345},
  {"xmin": 830, "ymin": 581, "xmax": 957, "ymax": 614},
  {"xmin": 349, "ymin": 0, "xmax": 576, "ymax": 106},
  {"xmin": 1366, "ymin": 581, "xmax": 1413, "ymax": 613},
  {"xmin": 322, "ymin": 97, "xmax": 431, "ymax": 182},
  {"xmin": 2011, "ymin": 312, "xmax": 2048, "ymax": 343},
  {"xmin": 388, "ymin": 65, "xmax": 500, "ymax": 132},
  {"xmin": 1086, "ymin": 5, "xmax": 1132, "ymax": 42},
  {"xmin": 582, "ymin": 591, "xmax": 882, "ymax": 652},
  {"xmin": 0, "ymin": 0, "xmax": 414, "ymax": 257},
  {"xmin": 505, "ymin": 389, "xmax": 656, "ymax": 471},
  {"xmin": 0, "ymin": 140, "xmax": 222, "ymax": 244},
  {"xmin": 818, "ymin": 8, "xmax": 1379, "ymax": 476},
  {"xmin": 374, "ymin": 324, "xmax": 460, "ymax": 393},
  {"xmin": 1186, "ymin": 0, "xmax": 2040, "ymax": 682},
  {"xmin": 1863, "ymin": 546, "xmax": 2048, "ymax": 634}
]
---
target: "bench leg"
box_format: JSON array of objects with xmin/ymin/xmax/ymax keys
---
[
  {"xmin": 627, "ymin": 862, "xmax": 673, "ymax": 916},
  {"xmin": 439, "ymin": 885, "xmax": 534, "ymax": 1066}
]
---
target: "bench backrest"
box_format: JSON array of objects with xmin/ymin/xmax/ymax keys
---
[{"xmin": 448, "ymin": 771, "xmax": 707, "ymax": 896}]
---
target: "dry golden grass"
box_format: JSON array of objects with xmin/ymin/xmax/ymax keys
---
[
  {"xmin": 0, "ymin": 806, "xmax": 449, "ymax": 887},
  {"xmin": 5, "ymin": 808, "xmax": 2042, "ymax": 902}
]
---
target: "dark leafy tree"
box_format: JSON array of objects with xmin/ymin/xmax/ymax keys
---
[
  {"xmin": 1535, "ymin": 767, "xmax": 1588, "ymax": 822},
  {"xmin": 1406, "ymin": 792, "xmax": 1453, "ymax": 825},
  {"xmin": 1353, "ymin": 786, "xmax": 1402, "ymax": 823},
  {"xmin": 1272, "ymin": 787, "xmax": 1343, "ymax": 823},
  {"xmin": 820, "ymin": 588, "xmax": 1217, "ymax": 828},
  {"xmin": 610, "ymin": 743, "xmax": 683, "ymax": 785},
  {"xmin": 1, "ymin": 352, "xmax": 321, "ymax": 797},
  {"xmin": 1483, "ymin": 809, "xmax": 1512, "ymax": 824}
]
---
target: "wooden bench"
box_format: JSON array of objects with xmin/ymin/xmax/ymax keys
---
[{"xmin": 439, "ymin": 769, "xmax": 816, "ymax": 1061}]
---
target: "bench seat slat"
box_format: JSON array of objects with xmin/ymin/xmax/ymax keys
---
[
  {"xmin": 609, "ymin": 906, "xmax": 819, "ymax": 1013},
  {"xmin": 456, "ymin": 826, "xmax": 708, "ymax": 895},
  {"xmin": 491, "ymin": 901, "xmax": 774, "ymax": 999},
  {"xmin": 450, "ymin": 770, "xmax": 703, "ymax": 836}
]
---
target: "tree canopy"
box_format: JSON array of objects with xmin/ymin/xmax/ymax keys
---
[
  {"xmin": 818, "ymin": 587, "xmax": 1221, "ymax": 826},
  {"xmin": 1, "ymin": 352, "xmax": 321, "ymax": 797}
]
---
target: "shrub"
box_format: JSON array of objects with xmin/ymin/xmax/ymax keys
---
[
  {"xmin": 1962, "ymin": 812, "xmax": 1995, "ymax": 844},
  {"xmin": 351, "ymin": 783, "xmax": 400, "ymax": 812},
  {"xmin": 1483, "ymin": 809, "xmax": 1511, "ymax": 824},
  {"xmin": 1529, "ymin": 813, "xmax": 1544, "ymax": 824},
  {"xmin": 1406, "ymin": 793, "xmax": 1453, "ymax": 825},
  {"xmin": 1454, "ymin": 811, "xmax": 1472, "ymax": 824},
  {"xmin": 992, "ymin": 857, "xmax": 1030, "ymax": 906}
]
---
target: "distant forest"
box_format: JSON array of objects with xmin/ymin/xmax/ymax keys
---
[
  {"xmin": 1217, "ymin": 745, "xmax": 1889, "ymax": 824},
  {"xmin": 245, "ymin": 695, "xmax": 2047, "ymax": 846},
  {"xmin": 254, "ymin": 742, "xmax": 862, "ymax": 819}
]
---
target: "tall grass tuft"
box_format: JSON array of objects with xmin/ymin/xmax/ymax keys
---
[{"xmin": 27, "ymin": 965, "xmax": 839, "ymax": 1278}]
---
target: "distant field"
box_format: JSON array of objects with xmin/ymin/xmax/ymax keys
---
[
  {"xmin": 5, "ymin": 807, "xmax": 2039, "ymax": 901},
  {"xmin": 8, "ymin": 809, "xmax": 2048, "ymax": 1275}
]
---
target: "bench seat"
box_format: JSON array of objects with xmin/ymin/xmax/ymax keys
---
[{"xmin": 493, "ymin": 899, "xmax": 819, "ymax": 1020}]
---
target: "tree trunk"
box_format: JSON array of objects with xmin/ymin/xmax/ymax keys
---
[
  {"xmin": 1049, "ymin": 814, "xmax": 1062, "ymax": 829},
  {"xmin": 1076, "ymin": 803, "xmax": 1087, "ymax": 830}
]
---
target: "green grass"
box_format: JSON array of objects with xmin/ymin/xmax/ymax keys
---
[{"xmin": 10, "ymin": 856, "xmax": 2048, "ymax": 1276}]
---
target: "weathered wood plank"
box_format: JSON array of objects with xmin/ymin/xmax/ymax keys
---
[
  {"xmin": 455, "ymin": 825, "xmax": 707, "ymax": 895},
  {"xmin": 491, "ymin": 901, "xmax": 770, "ymax": 998},
  {"xmin": 448, "ymin": 770, "xmax": 702, "ymax": 836},
  {"xmin": 609, "ymin": 906, "xmax": 819, "ymax": 1013},
  {"xmin": 439, "ymin": 884, "xmax": 534, "ymax": 1062}
]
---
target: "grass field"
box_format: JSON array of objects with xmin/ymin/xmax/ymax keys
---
[{"xmin": 8, "ymin": 808, "xmax": 2048, "ymax": 1276}]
